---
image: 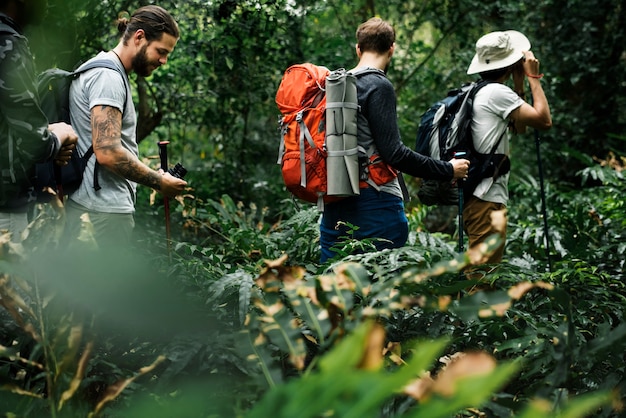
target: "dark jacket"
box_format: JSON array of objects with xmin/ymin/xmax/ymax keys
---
[{"xmin": 0, "ymin": 14, "xmax": 58, "ymax": 209}]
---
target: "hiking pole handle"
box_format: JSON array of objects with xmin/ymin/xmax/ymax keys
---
[
  {"xmin": 158, "ymin": 141, "xmax": 172, "ymax": 253},
  {"xmin": 158, "ymin": 141, "xmax": 170, "ymax": 171}
]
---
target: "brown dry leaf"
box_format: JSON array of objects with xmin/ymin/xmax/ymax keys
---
[
  {"xmin": 536, "ymin": 281, "xmax": 555, "ymax": 291},
  {"xmin": 508, "ymin": 281, "xmax": 554, "ymax": 300},
  {"xmin": 1, "ymin": 384, "xmax": 44, "ymax": 398},
  {"xmin": 257, "ymin": 255, "xmax": 306, "ymax": 292},
  {"xmin": 57, "ymin": 322, "xmax": 84, "ymax": 376},
  {"xmin": 318, "ymin": 274, "xmax": 335, "ymax": 292},
  {"xmin": 467, "ymin": 407, "xmax": 487, "ymax": 417},
  {"xmin": 439, "ymin": 352, "xmax": 465, "ymax": 366},
  {"xmin": 149, "ymin": 188, "xmax": 157, "ymax": 206},
  {"xmin": 403, "ymin": 371, "xmax": 435, "ymax": 401},
  {"xmin": 253, "ymin": 300, "xmax": 285, "ymax": 318},
  {"xmin": 595, "ymin": 151, "xmax": 625, "ymax": 172},
  {"xmin": 290, "ymin": 352, "xmax": 306, "ymax": 371},
  {"xmin": 59, "ymin": 341, "xmax": 94, "ymax": 410},
  {"xmin": 263, "ymin": 253, "xmax": 289, "ymax": 269},
  {"xmin": 280, "ymin": 267, "xmax": 307, "ymax": 290},
  {"xmin": 508, "ymin": 281, "xmax": 534, "ymax": 300},
  {"xmin": 0, "ymin": 344, "xmax": 44, "ymax": 370},
  {"xmin": 479, "ymin": 301, "xmax": 511, "ymax": 318},
  {"xmin": 382, "ymin": 341, "xmax": 402, "ymax": 357},
  {"xmin": 333, "ymin": 263, "xmax": 358, "ymax": 291},
  {"xmin": 431, "ymin": 351, "xmax": 496, "ymax": 397},
  {"xmin": 255, "ymin": 261, "xmax": 282, "ymax": 292},
  {"xmin": 438, "ymin": 295, "xmax": 452, "ymax": 310},
  {"xmin": 89, "ymin": 355, "xmax": 166, "ymax": 417},
  {"xmin": 306, "ymin": 285, "xmax": 320, "ymax": 306},
  {"xmin": 357, "ymin": 322, "xmax": 385, "ymax": 371},
  {"xmin": 467, "ymin": 242, "xmax": 489, "ymax": 265}
]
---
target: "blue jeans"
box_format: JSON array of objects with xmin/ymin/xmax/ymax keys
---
[{"xmin": 319, "ymin": 188, "xmax": 408, "ymax": 262}]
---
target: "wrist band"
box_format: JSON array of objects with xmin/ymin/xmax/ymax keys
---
[{"xmin": 526, "ymin": 73, "xmax": 544, "ymax": 79}]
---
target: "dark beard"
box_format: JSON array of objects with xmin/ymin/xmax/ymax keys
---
[{"xmin": 131, "ymin": 45, "xmax": 151, "ymax": 77}]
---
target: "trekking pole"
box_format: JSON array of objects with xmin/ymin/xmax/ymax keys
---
[
  {"xmin": 534, "ymin": 129, "xmax": 552, "ymax": 272},
  {"xmin": 454, "ymin": 151, "xmax": 467, "ymax": 253},
  {"xmin": 158, "ymin": 141, "xmax": 172, "ymax": 254},
  {"xmin": 457, "ymin": 184, "xmax": 464, "ymax": 253}
]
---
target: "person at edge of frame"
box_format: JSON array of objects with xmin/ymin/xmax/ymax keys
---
[
  {"xmin": 319, "ymin": 17, "xmax": 470, "ymax": 263},
  {"xmin": 463, "ymin": 30, "xmax": 552, "ymax": 265},
  {"xmin": 0, "ymin": 0, "xmax": 78, "ymax": 243}
]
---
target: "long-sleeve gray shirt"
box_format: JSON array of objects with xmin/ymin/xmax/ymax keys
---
[{"xmin": 356, "ymin": 69, "xmax": 453, "ymax": 181}]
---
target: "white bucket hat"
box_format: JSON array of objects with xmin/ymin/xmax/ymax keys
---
[{"xmin": 467, "ymin": 30, "xmax": 531, "ymax": 75}]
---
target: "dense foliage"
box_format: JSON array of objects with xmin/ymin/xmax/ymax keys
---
[
  {"xmin": 1, "ymin": 0, "xmax": 624, "ymax": 417},
  {"xmin": 27, "ymin": 0, "xmax": 626, "ymax": 215}
]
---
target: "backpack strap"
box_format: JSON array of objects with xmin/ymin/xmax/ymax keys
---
[
  {"xmin": 349, "ymin": 67, "xmax": 385, "ymax": 78},
  {"xmin": 71, "ymin": 58, "xmax": 130, "ymax": 192},
  {"xmin": 467, "ymin": 79, "xmax": 506, "ymax": 160},
  {"xmin": 296, "ymin": 110, "xmax": 317, "ymax": 188}
]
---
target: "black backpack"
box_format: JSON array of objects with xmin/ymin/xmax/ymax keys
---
[
  {"xmin": 414, "ymin": 80, "xmax": 510, "ymax": 206},
  {"xmin": 34, "ymin": 60, "xmax": 128, "ymax": 202}
]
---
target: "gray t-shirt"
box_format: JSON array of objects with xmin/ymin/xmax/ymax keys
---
[
  {"xmin": 470, "ymin": 83, "xmax": 524, "ymax": 204},
  {"xmin": 68, "ymin": 51, "xmax": 137, "ymax": 213}
]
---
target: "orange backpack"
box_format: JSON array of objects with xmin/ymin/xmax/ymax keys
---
[{"xmin": 275, "ymin": 63, "xmax": 397, "ymax": 208}]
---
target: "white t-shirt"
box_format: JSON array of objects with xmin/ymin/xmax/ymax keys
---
[
  {"xmin": 68, "ymin": 51, "xmax": 137, "ymax": 214},
  {"xmin": 470, "ymin": 83, "xmax": 524, "ymax": 204}
]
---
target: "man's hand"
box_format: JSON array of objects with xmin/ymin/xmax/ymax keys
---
[
  {"xmin": 450, "ymin": 158, "xmax": 470, "ymax": 180},
  {"xmin": 521, "ymin": 50, "xmax": 541, "ymax": 77},
  {"xmin": 54, "ymin": 143, "xmax": 77, "ymax": 166},
  {"xmin": 49, "ymin": 122, "xmax": 78, "ymax": 166},
  {"xmin": 159, "ymin": 171, "xmax": 188, "ymax": 198}
]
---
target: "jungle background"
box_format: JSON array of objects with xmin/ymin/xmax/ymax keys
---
[{"xmin": 1, "ymin": 0, "xmax": 625, "ymax": 417}]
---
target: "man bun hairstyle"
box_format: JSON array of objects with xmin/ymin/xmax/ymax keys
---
[
  {"xmin": 356, "ymin": 17, "xmax": 395, "ymax": 54},
  {"xmin": 117, "ymin": 5, "xmax": 179, "ymax": 43}
]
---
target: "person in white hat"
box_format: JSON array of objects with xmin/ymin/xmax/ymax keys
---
[{"xmin": 464, "ymin": 30, "xmax": 552, "ymax": 264}]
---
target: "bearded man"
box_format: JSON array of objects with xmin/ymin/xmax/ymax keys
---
[{"xmin": 64, "ymin": 5, "xmax": 187, "ymax": 248}]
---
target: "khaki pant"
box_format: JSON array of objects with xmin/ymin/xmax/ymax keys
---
[
  {"xmin": 462, "ymin": 197, "xmax": 507, "ymax": 264},
  {"xmin": 63, "ymin": 199, "xmax": 135, "ymax": 250}
]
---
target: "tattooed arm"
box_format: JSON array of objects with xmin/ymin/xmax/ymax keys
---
[{"xmin": 91, "ymin": 105, "xmax": 186, "ymax": 197}]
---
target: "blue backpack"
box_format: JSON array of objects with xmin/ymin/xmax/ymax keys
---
[{"xmin": 414, "ymin": 80, "xmax": 509, "ymax": 205}]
